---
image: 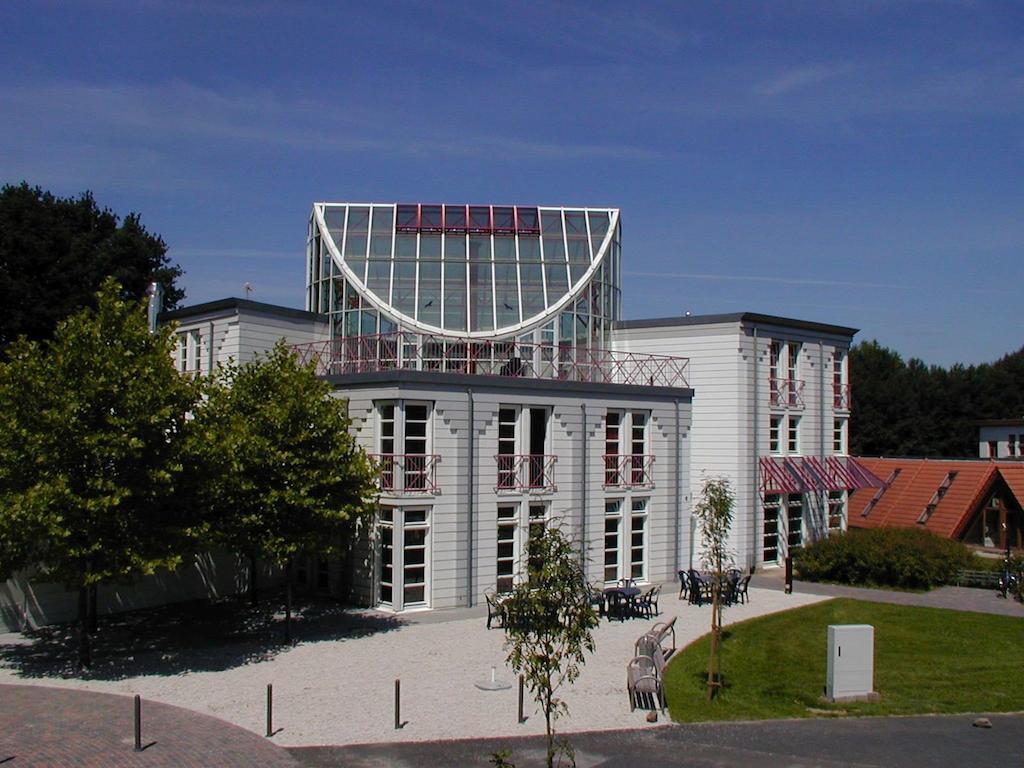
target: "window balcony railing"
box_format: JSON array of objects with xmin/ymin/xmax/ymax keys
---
[
  {"xmin": 495, "ymin": 453, "xmax": 557, "ymax": 492},
  {"xmin": 371, "ymin": 453, "xmax": 440, "ymax": 494},
  {"xmin": 769, "ymin": 377, "xmax": 805, "ymax": 408},
  {"xmin": 292, "ymin": 331, "xmax": 689, "ymax": 389},
  {"xmin": 833, "ymin": 383, "xmax": 851, "ymax": 411},
  {"xmin": 603, "ymin": 454, "xmax": 655, "ymax": 487}
]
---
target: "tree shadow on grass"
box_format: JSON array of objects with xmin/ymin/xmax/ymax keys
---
[{"xmin": 0, "ymin": 591, "xmax": 405, "ymax": 681}]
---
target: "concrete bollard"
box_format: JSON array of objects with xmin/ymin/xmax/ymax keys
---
[
  {"xmin": 266, "ymin": 684, "xmax": 273, "ymax": 737},
  {"xmin": 134, "ymin": 694, "xmax": 142, "ymax": 752},
  {"xmin": 394, "ymin": 679, "xmax": 401, "ymax": 729}
]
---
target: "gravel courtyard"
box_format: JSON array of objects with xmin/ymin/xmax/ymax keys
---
[{"xmin": 0, "ymin": 587, "xmax": 826, "ymax": 746}]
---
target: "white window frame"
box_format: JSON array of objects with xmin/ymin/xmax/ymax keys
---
[
  {"xmin": 376, "ymin": 400, "xmax": 433, "ymax": 491},
  {"xmin": 833, "ymin": 417, "xmax": 847, "ymax": 455},
  {"xmin": 376, "ymin": 505, "xmax": 431, "ymax": 612},
  {"xmin": 628, "ymin": 497, "xmax": 649, "ymax": 582},
  {"xmin": 496, "ymin": 503, "xmax": 520, "ymax": 593},
  {"xmin": 827, "ymin": 490, "xmax": 846, "ymax": 533},
  {"xmin": 788, "ymin": 415, "xmax": 801, "ymax": 455},
  {"xmin": 603, "ymin": 499, "xmax": 623, "ymax": 583},
  {"xmin": 763, "ymin": 493, "xmax": 782, "ymax": 564},
  {"xmin": 770, "ymin": 415, "xmax": 782, "ymax": 455},
  {"xmin": 188, "ymin": 328, "xmax": 201, "ymax": 372}
]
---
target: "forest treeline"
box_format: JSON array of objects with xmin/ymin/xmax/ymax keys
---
[{"xmin": 850, "ymin": 341, "xmax": 1024, "ymax": 458}]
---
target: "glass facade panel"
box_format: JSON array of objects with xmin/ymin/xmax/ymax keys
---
[
  {"xmin": 421, "ymin": 205, "xmax": 442, "ymax": 231},
  {"xmin": 516, "ymin": 207, "xmax": 539, "ymax": 232},
  {"xmin": 542, "ymin": 228, "xmax": 568, "ymax": 300},
  {"xmin": 366, "ymin": 260, "xmax": 390, "ymax": 300},
  {"xmin": 444, "ymin": 204, "xmax": 466, "ymax": 230},
  {"xmin": 493, "ymin": 206, "xmax": 515, "ymax": 232},
  {"xmin": 443, "ymin": 260, "xmax": 467, "ymax": 331},
  {"xmin": 324, "ymin": 205, "xmax": 346, "ymax": 241},
  {"xmin": 392, "ymin": 259, "xmax": 417, "ymax": 317},
  {"xmin": 587, "ymin": 210, "xmax": 609, "ymax": 255},
  {"xmin": 371, "ymin": 205, "xmax": 394, "ymax": 233},
  {"xmin": 469, "ymin": 237, "xmax": 494, "ymax": 331},
  {"xmin": 469, "ymin": 205, "xmax": 490, "ymax": 231},
  {"xmin": 418, "ymin": 259, "xmax": 441, "ymax": 327},
  {"xmin": 518, "ymin": 238, "xmax": 545, "ymax": 316},
  {"xmin": 396, "ymin": 204, "xmax": 418, "ymax": 229}
]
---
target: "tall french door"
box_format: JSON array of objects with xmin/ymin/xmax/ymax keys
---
[{"xmin": 377, "ymin": 506, "xmax": 431, "ymax": 611}]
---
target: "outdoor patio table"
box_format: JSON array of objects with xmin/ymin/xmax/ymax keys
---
[{"xmin": 603, "ymin": 586, "xmax": 642, "ymax": 619}]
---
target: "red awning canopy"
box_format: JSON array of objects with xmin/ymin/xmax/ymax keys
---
[{"xmin": 760, "ymin": 456, "xmax": 885, "ymax": 495}]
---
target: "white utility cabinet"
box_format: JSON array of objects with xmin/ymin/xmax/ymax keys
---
[{"xmin": 826, "ymin": 624, "xmax": 875, "ymax": 701}]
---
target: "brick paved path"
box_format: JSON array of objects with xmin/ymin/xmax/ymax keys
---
[{"xmin": 0, "ymin": 684, "xmax": 300, "ymax": 767}]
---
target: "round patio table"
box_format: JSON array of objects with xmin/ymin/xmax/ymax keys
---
[
  {"xmin": 603, "ymin": 586, "xmax": 642, "ymax": 619},
  {"xmin": 603, "ymin": 586, "xmax": 641, "ymax": 599}
]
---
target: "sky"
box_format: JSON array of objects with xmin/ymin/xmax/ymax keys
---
[{"xmin": 2, "ymin": 0, "xmax": 1022, "ymax": 366}]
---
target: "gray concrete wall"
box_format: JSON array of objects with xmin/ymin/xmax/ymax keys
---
[{"xmin": 0, "ymin": 552, "xmax": 281, "ymax": 633}]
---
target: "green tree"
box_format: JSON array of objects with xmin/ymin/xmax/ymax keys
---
[
  {"xmin": 0, "ymin": 182, "xmax": 184, "ymax": 351},
  {"xmin": 183, "ymin": 341, "xmax": 378, "ymax": 641},
  {"xmin": 694, "ymin": 476, "xmax": 735, "ymax": 700},
  {"xmin": 0, "ymin": 279, "xmax": 201, "ymax": 667},
  {"xmin": 851, "ymin": 340, "xmax": 1024, "ymax": 458},
  {"xmin": 501, "ymin": 525, "xmax": 598, "ymax": 768}
]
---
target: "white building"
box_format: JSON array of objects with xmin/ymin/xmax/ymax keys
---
[
  {"xmin": 977, "ymin": 419, "xmax": 1024, "ymax": 459},
  {"xmin": 0, "ymin": 202, "xmax": 880, "ymax": 628}
]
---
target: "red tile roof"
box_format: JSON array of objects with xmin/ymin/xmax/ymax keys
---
[{"xmin": 848, "ymin": 458, "xmax": 1024, "ymax": 539}]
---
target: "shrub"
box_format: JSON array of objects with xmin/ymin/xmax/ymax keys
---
[{"xmin": 792, "ymin": 528, "xmax": 974, "ymax": 590}]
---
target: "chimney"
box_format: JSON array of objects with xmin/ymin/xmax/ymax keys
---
[{"xmin": 146, "ymin": 282, "xmax": 164, "ymax": 333}]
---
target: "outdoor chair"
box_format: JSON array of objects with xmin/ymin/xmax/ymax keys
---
[
  {"xmin": 588, "ymin": 583, "xmax": 606, "ymax": 617},
  {"xmin": 652, "ymin": 616, "xmax": 677, "ymax": 655},
  {"xmin": 638, "ymin": 585, "xmax": 661, "ymax": 618},
  {"xmin": 722, "ymin": 570, "xmax": 741, "ymax": 606},
  {"xmin": 626, "ymin": 646, "xmax": 667, "ymax": 712},
  {"xmin": 605, "ymin": 589, "xmax": 630, "ymax": 622},
  {"xmin": 734, "ymin": 574, "xmax": 752, "ymax": 605},
  {"xmin": 687, "ymin": 570, "xmax": 710, "ymax": 606},
  {"xmin": 677, "ymin": 569, "xmax": 689, "ymax": 601},
  {"xmin": 484, "ymin": 588, "xmax": 507, "ymax": 630},
  {"xmin": 635, "ymin": 631, "xmax": 661, "ymax": 660}
]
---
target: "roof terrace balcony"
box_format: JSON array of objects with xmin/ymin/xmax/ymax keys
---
[{"xmin": 292, "ymin": 331, "xmax": 689, "ymax": 389}]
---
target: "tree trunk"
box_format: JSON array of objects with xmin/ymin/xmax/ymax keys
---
[
  {"xmin": 88, "ymin": 584, "xmax": 98, "ymax": 634},
  {"xmin": 249, "ymin": 554, "xmax": 259, "ymax": 606},
  {"xmin": 77, "ymin": 586, "xmax": 91, "ymax": 670},
  {"xmin": 707, "ymin": 582, "xmax": 720, "ymax": 700},
  {"xmin": 284, "ymin": 559, "xmax": 293, "ymax": 644},
  {"xmin": 544, "ymin": 684, "xmax": 554, "ymax": 768}
]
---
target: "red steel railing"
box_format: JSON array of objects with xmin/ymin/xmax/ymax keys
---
[
  {"xmin": 292, "ymin": 332, "xmax": 689, "ymax": 388},
  {"xmin": 371, "ymin": 453, "xmax": 441, "ymax": 494},
  {"xmin": 495, "ymin": 454, "xmax": 557, "ymax": 492},
  {"xmin": 603, "ymin": 454, "xmax": 655, "ymax": 487},
  {"xmin": 769, "ymin": 377, "xmax": 805, "ymax": 408}
]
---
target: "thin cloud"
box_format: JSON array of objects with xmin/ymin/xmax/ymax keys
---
[
  {"xmin": 754, "ymin": 63, "xmax": 855, "ymax": 97},
  {"xmin": 0, "ymin": 80, "xmax": 664, "ymax": 162}
]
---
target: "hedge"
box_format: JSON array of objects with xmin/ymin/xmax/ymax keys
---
[{"xmin": 792, "ymin": 527, "xmax": 974, "ymax": 590}]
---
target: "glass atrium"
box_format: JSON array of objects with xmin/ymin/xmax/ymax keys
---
[{"xmin": 307, "ymin": 204, "xmax": 622, "ymax": 351}]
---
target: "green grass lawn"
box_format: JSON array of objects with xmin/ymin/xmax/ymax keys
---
[{"xmin": 664, "ymin": 599, "xmax": 1024, "ymax": 723}]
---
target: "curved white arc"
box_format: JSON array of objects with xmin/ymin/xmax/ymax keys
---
[{"xmin": 313, "ymin": 205, "xmax": 620, "ymax": 340}]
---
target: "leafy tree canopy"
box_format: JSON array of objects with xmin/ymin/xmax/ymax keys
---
[
  {"xmin": 0, "ymin": 182, "xmax": 184, "ymax": 350},
  {"xmin": 851, "ymin": 340, "xmax": 1024, "ymax": 457},
  {"xmin": 0, "ymin": 278, "xmax": 201, "ymax": 586},
  {"xmin": 183, "ymin": 341, "xmax": 378, "ymax": 568}
]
